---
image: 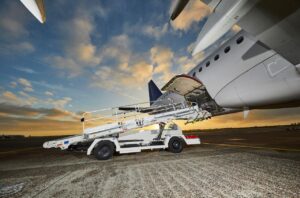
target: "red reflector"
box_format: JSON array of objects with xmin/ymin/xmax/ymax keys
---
[{"xmin": 185, "ymin": 135, "xmax": 198, "ymax": 139}]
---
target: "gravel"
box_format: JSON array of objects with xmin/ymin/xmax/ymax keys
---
[{"xmin": 0, "ymin": 144, "xmax": 299, "ymax": 198}]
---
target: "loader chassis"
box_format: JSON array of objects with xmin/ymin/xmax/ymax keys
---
[
  {"xmin": 43, "ymin": 102, "xmax": 204, "ymax": 160},
  {"xmin": 87, "ymin": 127, "xmax": 200, "ymax": 160}
]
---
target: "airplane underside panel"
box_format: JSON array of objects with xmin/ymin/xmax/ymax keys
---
[{"xmin": 239, "ymin": 0, "xmax": 300, "ymax": 65}]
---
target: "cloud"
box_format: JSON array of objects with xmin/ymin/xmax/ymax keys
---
[
  {"xmin": 150, "ymin": 46, "xmax": 175, "ymax": 83},
  {"xmin": 45, "ymin": 3, "xmax": 106, "ymax": 77},
  {"xmin": 45, "ymin": 91, "xmax": 54, "ymax": 96},
  {"xmin": 15, "ymin": 67, "xmax": 37, "ymax": 74},
  {"xmin": 0, "ymin": 90, "xmax": 37, "ymax": 106},
  {"xmin": 1, "ymin": 91, "xmax": 20, "ymax": 104},
  {"xmin": 170, "ymin": 0, "xmax": 210, "ymax": 31},
  {"xmin": 1, "ymin": 91, "xmax": 33, "ymax": 106},
  {"xmin": 142, "ymin": 23, "xmax": 169, "ymax": 40},
  {"xmin": 0, "ymin": 42, "xmax": 35, "ymax": 54},
  {"xmin": 18, "ymin": 78, "xmax": 34, "ymax": 92},
  {"xmin": 0, "ymin": 103, "xmax": 69, "ymax": 118},
  {"xmin": 23, "ymin": 87, "xmax": 34, "ymax": 92},
  {"xmin": 92, "ymin": 34, "xmax": 154, "ymax": 92},
  {"xmin": 18, "ymin": 91, "xmax": 38, "ymax": 105},
  {"xmin": 45, "ymin": 56, "xmax": 83, "ymax": 78},
  {"xmin": 0, "ymin": 103, "xmax": 81, "ymax": 136},
  {"xmin": 0, "ymin": 1, "xmax": 35, "ymax": 56},
  {"xmin": 47, "ymin": 97, "xmax": 72, "ymax": 109},
  {"xmin": 92, "ymin": 61, "xmax": 153, "ymax": 90},
  {"xmin": 92, "ymin": 39, "xmax": 178, "ymax": 92},
  {"xmin": 10, "ymin": 81, "xmax": 17, "ymax": 88},
  {"xmin": 0, "ymin": 87, "xmax": 72, "ymax": 109},
  {"xmin": 31, "ymin": 81, "xmax": 65, "ymax": 91},
  {"xmin": 61, "ymin": 17, "xmax": 100, "ymax": 65},
  {"xmin": 18, "ymin": 78, "xmax": 31, "ymax": 87},
  {"xmin": 177, "ymin": 52, "xmax": 205, "ymax": 73},
  {"xmin": 46, "ymin": 18, "xmax": 100, "ymax": 76},
  {"xmin": 0, "ymin": 1, "xmax": 29, "ymax": 39},
  {"xmin": 100, "ymin": 34, "xmax": 131, "ymax": 71},
  {"xmin": 0, "ymin": 114, "xmax": 81, "ymax": 136}
]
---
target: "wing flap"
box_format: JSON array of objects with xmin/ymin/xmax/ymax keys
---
[{"xmin": 202, "ymin": 0, "xmax": 222, "ymax": 12}]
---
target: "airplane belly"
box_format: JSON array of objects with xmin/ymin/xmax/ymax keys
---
[{"xmin": 215, "ymin": 55, "xmax": 300, "ymax": 108}]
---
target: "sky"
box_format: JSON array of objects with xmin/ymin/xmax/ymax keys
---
[{"xmin": 0, "ymin": 0, "xmax": 299, "ymax": 136}]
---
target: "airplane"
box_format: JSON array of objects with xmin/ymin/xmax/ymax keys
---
[
  {"xmin": 157, "ymin": 0, "xmax": 300, "ymax": 118},
  {"xmin": 20, "ymin": 0, "xmax": 46, "ymax": 23},
  {"xmin": 126, "ymin": 0, "xmax": 300, "ymax": 119}
]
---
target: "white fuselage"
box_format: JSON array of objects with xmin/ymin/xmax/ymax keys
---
[{"xmin": 188, "ymin": 30, "xmax": 300, "ymax": 109}]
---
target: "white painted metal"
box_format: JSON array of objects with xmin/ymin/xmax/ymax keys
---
[
  {"xmin": 193, "ymin": 0, "xmax": 258, "ymax": 55},
  {"xmin": 20, "ymin": 0, "xmax": 45, "ymax": 23},
  {"xmin": 188, "ymin": 30, "xmax": 300, "ymax": 108},
  {"xmin": 86, "ymin": 125, "xmax": 200, "ymax": 156},
  {"xmin": 43, "ymin": 102, "xmax": 209, "ymax": 150}
]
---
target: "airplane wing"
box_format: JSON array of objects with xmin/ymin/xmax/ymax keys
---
[
  {"xmin": 192, "ymin": 0, "xmax": 258, "ymax": 55},
  {"xmin": 170, "ymin": 0, "xmax": 222, "ymax": 21},
  {"xmin": 172, "ymin": 0, "xmax": 300, "ymax": 65},
  {"xmin": 170, "ymin": 0, "xmax": 190, "ymax": 21},
  {"xmin": 202, "ymin": 0, "xmax": 222, "ymax": 12},
  {"xmin": 20, "ymin": 0, "xmax": 46, "ymax": 23},
  {"xmin": 237, "ymin": 0, "xmax": 300, "ymax": 65}
]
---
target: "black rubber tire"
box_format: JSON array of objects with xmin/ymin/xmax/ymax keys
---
[
  {"xmin": 168, "ymin": 137, "xmax": 183, "ymax": 153},
  {"xmin": 93, "ymin": 140, "xmax": 114, "ymax": 160}
]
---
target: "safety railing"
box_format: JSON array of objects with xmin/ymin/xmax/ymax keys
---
[{"xmin": 80, "ymin": 101, "xmax": 193, "ymax": 132}]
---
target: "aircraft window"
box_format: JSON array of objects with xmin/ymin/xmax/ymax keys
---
[
  {"xmin": 214, "ymin": 54, "xmax": 219, "ymax": 61},
  {"xmin": 236, "ymin": 36, "xmax": 244, "ymax": 44},
  {"xmin": 224, "ymin": 46, "xmax": 230, "ymax": 53},
  {"xmin": 206, "ymin": 61, "xmax": 210, "ymax": 67},
  {"xmin": 193, "ymin": 72, "xmax": 196, "ymax": 77},
  {"xmin": 199, "ymin": 67, "xmax": 202, "ymax": 72}
]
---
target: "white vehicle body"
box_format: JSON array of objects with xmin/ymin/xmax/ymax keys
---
[{"xmin": 87, "ymin": 126, "xmax": 200, "ymax": 156}]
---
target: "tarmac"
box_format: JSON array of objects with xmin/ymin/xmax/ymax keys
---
[{"xmin": 0, "ymin": 125, "xmax": 300, "ymax": 198}]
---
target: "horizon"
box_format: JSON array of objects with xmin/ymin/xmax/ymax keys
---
[{"xmin": 1, "ymin": 122, "xmax": 299, "ymax": 137}]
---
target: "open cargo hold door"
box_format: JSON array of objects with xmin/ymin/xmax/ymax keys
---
[{"xmin": 161, "ymin": 74, "xmax": 223, "ymax": 116}]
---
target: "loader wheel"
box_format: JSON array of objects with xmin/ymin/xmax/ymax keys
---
[
  {"xmin": 168, "ymin": 137, "xmax": 183, "ymax": 153},
  {"xmin": 93, "ymin": 140, "xmax": 114, "ymax": 160}
]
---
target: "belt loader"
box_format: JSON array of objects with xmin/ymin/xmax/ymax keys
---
[{"xmin": 43, "ymin": 102, "xmax": 211, "ymax": 160}]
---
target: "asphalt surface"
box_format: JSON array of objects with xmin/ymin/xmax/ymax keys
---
[{"xmin": 0, "ymin": 126, "xmax": 300, "ymax": 198}]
